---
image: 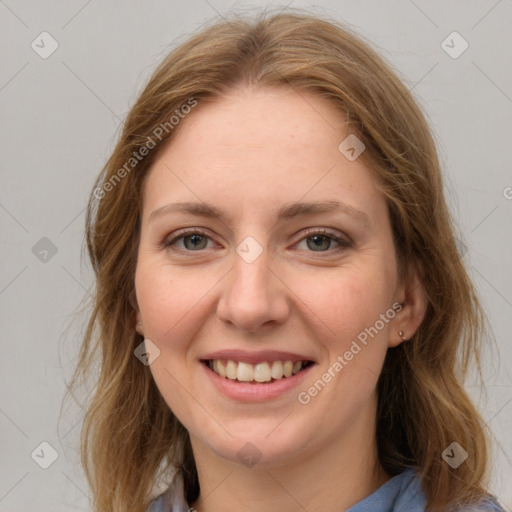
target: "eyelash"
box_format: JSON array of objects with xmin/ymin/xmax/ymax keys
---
[{"xmin": 162, "ymin": 227, "xmax": 353, "ymax": 254}]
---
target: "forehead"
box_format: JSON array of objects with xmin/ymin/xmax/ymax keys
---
[
  {"xmin": 141, "ymin": 86, "xmax": 385, "ymax": 224},
  {"xmin": 163, "ymin": 85, "xmax": 347, "ymax": 161}
]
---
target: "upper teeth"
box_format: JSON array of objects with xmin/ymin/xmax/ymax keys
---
[{"xmin": 208, "ymin": 360, "xmax": 307, "ymax": 382}]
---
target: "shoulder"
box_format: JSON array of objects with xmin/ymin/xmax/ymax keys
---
[
  {"xmin": 147, "ymin": 492, "xmax": 169, "ymax": 512},
  {"xmin": 454, "ymin": 495, "xmax": 506, "ymax": 511},
  {"xmin": 392, "ymin": 467, "xmax": 428, "ymax": 511},
  {"xmin": 383, "ymin": 468, "xmax": 505, "ymax": 512},
  {"xmin": 147, "ymin": 471, "xmax": 190, "ymax": 512}
]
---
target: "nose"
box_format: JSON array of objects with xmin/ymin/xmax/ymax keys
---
[{"xmin": 216, "ymin": 245, "xmax": 290, "ymax": 333}]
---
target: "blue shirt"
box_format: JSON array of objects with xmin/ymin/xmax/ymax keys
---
[{"xmin": 147, "ymin": 467, "xmax": 505, "ymax": 512}]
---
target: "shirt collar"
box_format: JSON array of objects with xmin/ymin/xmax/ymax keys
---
[{"xmin": 151, "ymin": 467, "xmax": 426, "ymax": 512}]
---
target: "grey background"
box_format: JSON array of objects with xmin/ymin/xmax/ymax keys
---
[{"xmin": 0, "ymin": 0, "xmax": 511, "ymax": 510}]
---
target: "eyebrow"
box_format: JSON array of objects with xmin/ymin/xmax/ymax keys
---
[{"xmin": 148, "ymin": 200, "xmax": 370, "ymax": 227}]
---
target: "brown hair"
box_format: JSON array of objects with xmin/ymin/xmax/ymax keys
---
[{"xmin": 70, "ymin": 9, "xmax": 497, "ymax": 512}]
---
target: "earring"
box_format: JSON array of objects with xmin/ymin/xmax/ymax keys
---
[{"xmin": 398, "ymin": 330, "xmax": 407, "ymax": 341}]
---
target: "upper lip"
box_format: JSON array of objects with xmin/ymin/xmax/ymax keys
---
[{"xmin": 200, "ymin": 349, "xmax": 316, "ymax": 365}]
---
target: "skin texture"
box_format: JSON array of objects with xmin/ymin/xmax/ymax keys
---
[{"xmin": 135, "ymin": 86, "xmax": 426, "ymax": 512}]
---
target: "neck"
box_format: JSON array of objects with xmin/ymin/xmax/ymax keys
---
[{"xmin": 189, "ymin": 396, "xmax": 390, "ymax": 512}]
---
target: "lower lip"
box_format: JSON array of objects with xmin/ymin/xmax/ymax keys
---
[{"xmin": 200, "ymin": 362, "xmax": 315, "ymax": 402}]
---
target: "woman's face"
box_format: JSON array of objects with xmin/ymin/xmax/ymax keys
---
[{"xmin": 135, "ymin": 86, "xmax": 413, "ymax": 468}]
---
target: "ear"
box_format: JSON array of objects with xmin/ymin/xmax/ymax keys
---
[
  {"xmin": 130, "ymin": 288, "xmax": 144, "ymax": 337},
  {"xmin": 135, "ymin": 309, "xmax": 144, "ymax": 337},
  {"xmin": 388, "ymin": 266, "xmax": 427, "ymax": 348}
]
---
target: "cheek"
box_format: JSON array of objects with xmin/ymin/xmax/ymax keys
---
[
  {"xmin": 135, "ymin": 261, "xmax": 222, "ymax": 362},
  {"xmin": 135, "ymin": 262, "xmax": 208, "ymax": 421},
  {"xmin": 136, "ymin": 262, "xmax": 194, "ymax": 332},
  {"xmin": 135, "ymin": 265, "xmax": 174, "ymax": 333},
  {"xmin": 293, "ymin": 262, "xmax": 394, "ymax": 345}
]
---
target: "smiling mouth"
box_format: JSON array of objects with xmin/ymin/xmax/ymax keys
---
[{"xmin": 202, "ymin": 359, "xmax": 314, "ymax": 384}]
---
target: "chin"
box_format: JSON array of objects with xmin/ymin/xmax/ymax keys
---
[{"xmin": 197, "ymin": 421, "xmax": 313, "ymax": 470}]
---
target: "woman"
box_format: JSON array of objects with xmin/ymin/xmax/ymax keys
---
[{"xmin": 72, "ymin": 10, "xmax": 505, "ymax": 512}]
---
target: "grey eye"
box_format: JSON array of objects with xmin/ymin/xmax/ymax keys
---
[
  {"xmin": 306, "ymin": 235, "xmax": 333, "ymax": 251},
  {"xmin": 182, "ymin": 234, "xmax": 209, "ymax": 250}
]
